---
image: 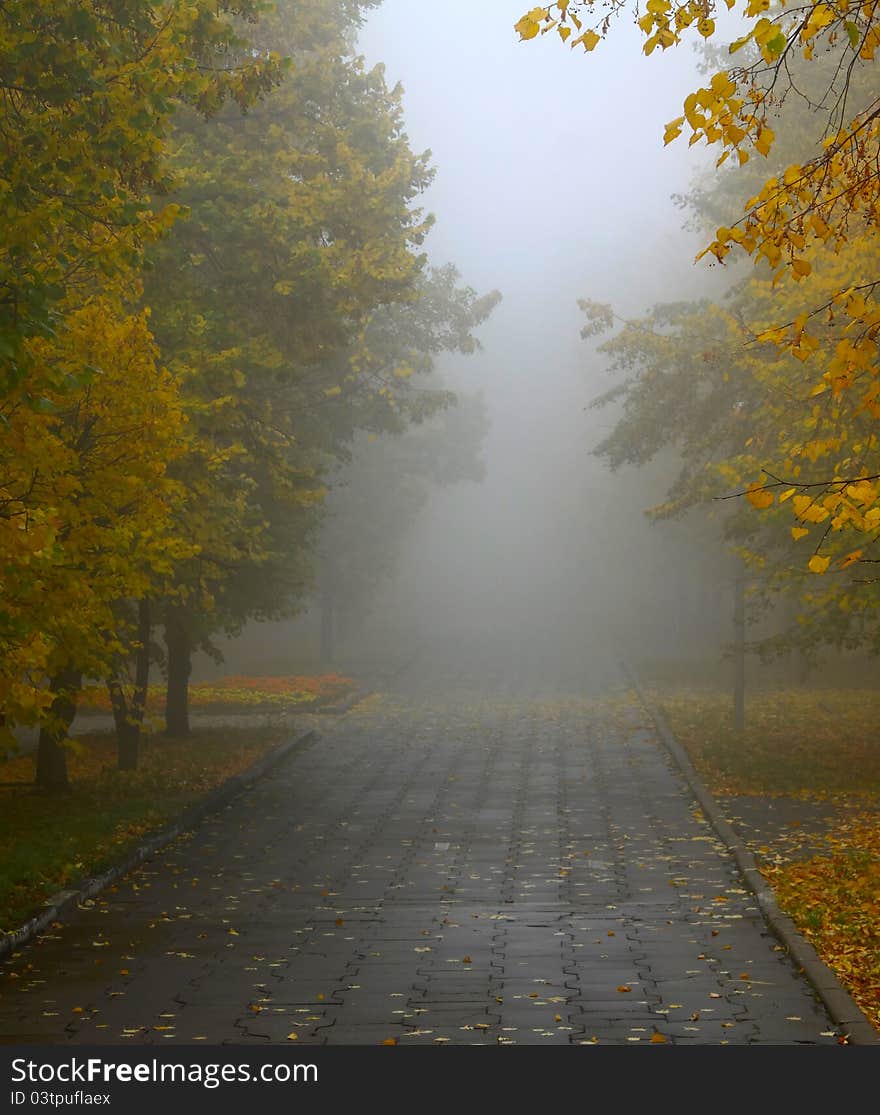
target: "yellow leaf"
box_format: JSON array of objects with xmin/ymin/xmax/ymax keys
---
[
  {"xmin": 515, "ymin": 10, "xmax": 544, "ymax": 39},
  {"xmin": 746, "ymin": 484, "xmax": 774, "ymax": 509},
  {"xmin": 754, "ymin": 127, "xmax": 775, "ymax": 156},
  {"xmin": 286, "ymin": 1032, "xmax": 299, "ymax": 1040},
  {"xmin": 840, "ymin": 550, "xmax": 863, "ymax": 569},
  {"xmin": 808, "ymin": 555, "xmax": 831, "ymax": 574},
  {"xmin": 791, "ymin": 527, "xmax": 809, "ymax": 541},
  {"xmin": 650, "ymin": 1032, "xmax": 668, "ymax": 1043},
  {"xmin": 664, "ymin": 116, "xmax": 685, "ymax": 145},
  {"xmin": 579, "ymin": 29, "xmax": 601, "ymax": 50}
]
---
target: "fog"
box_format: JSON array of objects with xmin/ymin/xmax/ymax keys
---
[
  {"xmin": 213, "ymin": 1, "xmax": 742, "ymax": 685},
  {"xmin": 348, "ymin": 2, "xmax": 727, "ymax": 677}
]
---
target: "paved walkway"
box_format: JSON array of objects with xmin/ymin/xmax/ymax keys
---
[{"xmin": 0, "ymin": 654, "xmax": 842, "ymax": 1045}]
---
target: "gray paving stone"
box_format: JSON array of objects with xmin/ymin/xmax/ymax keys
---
[{"xmin": 0, "ymin": 664, "xmax": 850, "ymax": 1046}]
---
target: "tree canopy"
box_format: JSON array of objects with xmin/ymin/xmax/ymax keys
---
[{"xmin": 517, "ymin": 1, "xmax": 880, "ymax": 606}]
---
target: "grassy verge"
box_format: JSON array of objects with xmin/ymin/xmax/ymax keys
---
[
  {"xmin": 79, "ymin": 673, "xmax": 355, "ymax": 716},
  {"xmin": 0, "ymin": 725, "xmax": 287, "ymax": 935},
  {"xmin": 657, "ymin": 686, "xmax": 880, "ymax": 1032}
]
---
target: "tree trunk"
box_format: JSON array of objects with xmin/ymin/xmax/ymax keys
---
[
  {"xmin": 35, "ymin": 668, "xmax": 82, "ymax": 790},
  {"xmin": 165, "ymin": 608, "xmax": 192, "ymax": 736},
  {"xmin": 108, "ymin": 676, "xmax": 128, "ymax": 740},
  {"xmin": 127, "ymin": 598, "xmax": 151, "ymax": 766},
  {"xmin": 108, "ymin": 599, "xmax": 151, "ymax": 769}
]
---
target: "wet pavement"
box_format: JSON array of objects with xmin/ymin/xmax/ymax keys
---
[{"xmin": 0, "ymin": 651, "xmax": 843, "ymax": 1045}]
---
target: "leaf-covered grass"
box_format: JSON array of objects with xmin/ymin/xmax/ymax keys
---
[
  {"xmin": 79, "ymin": 673, "xmax": 355, "ymax": 715},
  {"xmin": 763, "ymin": 819, "xmax": 880, "ymax": 1032},
  {"xmin": 0, "ymin": 726, "xmax": 286, "ymax": 935},
  {"xmin": 657, "ymin": 686, "xmax": 880, "ymax": 1032},
  {"xmin": 658, "ymin": 686, "xmax": 880, "ymax": 798}
]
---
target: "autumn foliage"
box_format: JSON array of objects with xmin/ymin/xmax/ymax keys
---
[
  {"xmin": 517, "ymin": 1, "xmax": 880, "ymax": 585},
  {"xmin": 662, "ymin": 687, "xmax": 880, "ymax": 1030},
  {"xmin": 0, "ymin": 1, "xmax": 495, "ymax": 777}
]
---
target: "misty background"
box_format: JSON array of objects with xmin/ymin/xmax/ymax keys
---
[{"xmin": 205, "ymin": 0, "xmax": 745, "ymax": 686}]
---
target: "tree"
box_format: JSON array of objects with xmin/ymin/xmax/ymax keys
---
[
  {"xmin": 141, "ymin": 0, "xmax": 464, "ymax": 731},
  {"xmin": 0, "ymin": 0, "xmax": 283, "ymax": 387},
  {"xmin": 0, "ymin": 0, "xmax": 285, "ymax": 776},
  {"xmin": 0, "ymin": 297, "xmax": 190, "ymax": 785},
  {"xmin": 517, "ymin": 2, "xmax": 880, "ymax": 592},
  {"xmin": 313, "ymin": 261, "xmax": 499, "ymax": 660},
  {"xmin": 317, "ymin": 389, "xmax": 491, "ymax": 661},
  {"xmin": 515, "ymin": 1, "xmax": 879, "ymax": 291}
]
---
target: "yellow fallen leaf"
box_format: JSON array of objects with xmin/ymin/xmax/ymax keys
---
[
  {"xmin": 617, "ymin": 986, "xmax": 632, "ymax": 993},
  {"xmin": 286, "ymin": 1032, "xmax": 299, "ymax": 1041},
  {"xmin": 650, "ymin": 1032, "xmax": 668, "ymax": 1043}
]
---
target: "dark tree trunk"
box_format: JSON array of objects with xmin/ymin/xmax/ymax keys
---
[
  {"xmin": 108, "ymin": 599, "xmax": 152, "ymax": 770},
  {"xmin": 35, "ymin": 668, "xmax": 82, "ymax": 790},
  {"xmin": 165, "ymin": 608, "xmax": 192, "ymax": 736}
]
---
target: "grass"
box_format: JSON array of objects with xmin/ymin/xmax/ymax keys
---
[
  {"xmin": 0, "ymin": 726, "xmax": 286, "ymax": 935},
  {"xmin": 657, "ymin": 685, "xmax": 880, "ymax": 1033},
  {"xmin": 79, "ymin": 672, "xmax": 355, "ymax": 715},
  {"xmin": 658, "ymin": 686, "xmax": 880, "ymax": 798}
]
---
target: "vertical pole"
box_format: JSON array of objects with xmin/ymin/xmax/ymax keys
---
[
  {"xmin": 733, "ymin": 575, "xmax": 746, "ymax": 732},
  {"xmin": 320, "ymin": 583, "xmax": 334, "ymax": 666}
]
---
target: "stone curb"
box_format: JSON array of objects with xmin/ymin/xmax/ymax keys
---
[
  {"xmin": 623, "ymin": 662, "xmax": 880, "ymax": 1047},
  {"xmin": 0, "ymin": 728, "xmax": 317, "ymax": 964}
]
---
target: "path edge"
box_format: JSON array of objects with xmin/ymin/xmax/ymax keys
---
[
  {"xmin": 0, "ymin": 728, "xmax": 318, "ymax": 964},
  {"xmin": 623, "ymin": 661, "xmax": 880, "ymax": 1046}
]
